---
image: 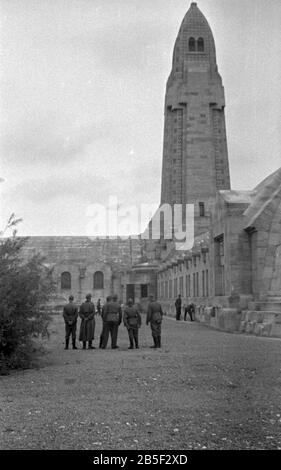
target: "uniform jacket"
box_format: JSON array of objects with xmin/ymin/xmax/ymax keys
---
[
  {"xmin": 63, "ymin": 302, "xmax": 78, "ymax": 325},
  {"xmin": 123, "ymin": 306, "xmax": 142, "ymax": 329},
  {"xmin": 175, "ymin": 297, "xmax": 182, "ymax": 308},
  {"xmin": 101, "ymin": 302, "xmax": 109, "ymax": 321},
  {"xmin": 146, "ymin": 301, "xmax": 163, "ymax": 324},
  {"xmin": 102, "ymin": 301, "xmax": 122, "ymax": 324},
  {"xmin": 187, "ymin": 303, "xmax": 195, "ymax": 313}
]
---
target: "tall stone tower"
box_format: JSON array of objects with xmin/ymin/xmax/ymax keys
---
[{"xmin": 160, "ymin": 2, "xmax": 231, "ymax": 235}]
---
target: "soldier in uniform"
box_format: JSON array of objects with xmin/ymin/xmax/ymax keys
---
[
  {"xmin": 79, "ymin": 293, "xmax": 96, "ymax": 349},
  {"xmin": 63, "ymin": 295, "xmax": 78, "ymax": 350},
  {"xmin": 184, "ymin": 302, "xmax": 195, "ymax": 321},
  {"xmin": 123, "ymin": 298, "xmax": 142, "ymax": 349},
  {"xmin": 101, "ymin": 294, "xmax": 122, "ymax": 349},
  {"xmin": 146, "ymin": 294, "xmax": 163, "ymax": 348},
  {"xmin": 175, "ymin": 294, "xmax": 182, "ymax": 321}
]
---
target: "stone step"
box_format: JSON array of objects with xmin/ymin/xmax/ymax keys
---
[
  {"xmin": 267, "ymin": 292, "xmax": 281, "ymax": 301},
  {"xmin": 251, "ymin": 302, "xmax": 281, "ymax": 313},
  {"xmin": 242, "ymin": 310, "xmax": 281, "ymax": 323},
  {"xmin": 240, "ymin": 317, "xmax": 281, "ymax": 337},
  {"xmin": 267, "ymin": 298, "xmax": 281, "ymax": 303}
]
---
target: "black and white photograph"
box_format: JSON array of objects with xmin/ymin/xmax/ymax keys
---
[{"xmin": 0, "ymin": 0, "xmax": 280, "ymax": 456}]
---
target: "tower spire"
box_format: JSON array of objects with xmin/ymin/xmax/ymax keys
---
[{"xmin": 160, "ymin": 3, "xmax": 230, "ymax": 236}]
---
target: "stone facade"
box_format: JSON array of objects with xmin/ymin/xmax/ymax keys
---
[
  {"xmin": 22, "ymin": 236, "xmax": 156, "ymax": 307},
  {"xmin": 22, "ymin": 3, "xmax": 280, "ymax": 338},
  {"xmin": 157, "ymin": 171, "xmax": 281, "ymax": 337}
]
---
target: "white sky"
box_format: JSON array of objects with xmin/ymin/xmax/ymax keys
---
[{"xmin": 0, "ymin": 0, "xmax": 280, "ymax": 236}]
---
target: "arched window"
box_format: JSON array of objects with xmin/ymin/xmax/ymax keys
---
[
  {"xmin": 188, "ymin": 37, "xmax": 196, "ymax": 52},
  {"xmin": 197, "ymin": 37, "xmax": 204, "ymax": 52},
  {"xmin": 93, "ymin": 271, "xmax": 104, "ymax": 289},
  {"xmin": 61, "ymin": 271, "xmax": 71, "ymax": 290}
]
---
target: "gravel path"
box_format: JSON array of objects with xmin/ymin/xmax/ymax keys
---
[{"xmin": 1, "ymin": 314, "xmax": 281, "ymax": 450}]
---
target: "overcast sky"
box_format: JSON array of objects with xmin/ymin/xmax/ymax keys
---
[{"xmin": 0, "ymin": 0, "xmax": 280, "ymax": 236}]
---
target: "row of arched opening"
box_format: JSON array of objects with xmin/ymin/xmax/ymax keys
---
[
  {"xmin": 189, "ymin": 37, "xmax": 204, "ymax": 52},
  {"xmin": 61, "ymin": 271, "xmax": 104, "ymax": 290}
]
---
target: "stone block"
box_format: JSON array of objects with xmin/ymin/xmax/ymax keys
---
[
  {"xmin": 245, "ymin": 322, "xmax": 255, "ymax": 334},
  {"xmin": 270, "ymin": 324, "xmax": 281, "ymax": 338},
  {"xmin": 254, "ymin": 323, "xmax": 263, "ymax": 336},
  {"xmin": 261, "ymin": 323, "xmax": 272, "ymax": 337},
  {"xmin": 239, "ymin": 320, "xmax": 246, "ymax": 332},
  {"xmin": 241, "ymin": 311, "xmax": 247, "ymax": 321}
]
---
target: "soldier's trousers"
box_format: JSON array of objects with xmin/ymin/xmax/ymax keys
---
[
  {"xmin": 65, "ymin": 323, "xmax": 77, "ymax": 341},
  {"xmin": 176, "ymin": 307, "xmax": 181, "ymax": 320},
  {"xmin": 184, "ymin": 311, "xmax": 193, "ymax": 321},
  {"xmin": 127, "ymin": 327, "xmax": 139, "ymax": 348},
  {"xmin": 150, "ymin": 322, "xmax": 162, "ymax": 347},
  {"xmin": 102, "ymin": 321, "xmax": 119, "ymax": 349},
  {"xmin": 151, "ymin": 322, "xmax": 161, "ymax": 339}
]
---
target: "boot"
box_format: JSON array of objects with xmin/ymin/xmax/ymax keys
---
[
  {"xmin": 150, "ymin": 337, "xmax": 157, "ymax": 348},
  {"xmin": 64, "ymin": 338, "xmax": 69, "ymax": 350},
  {"xmin": 72, "ymin": 339, "xmax": 77, "ymax": 350},
  {"xmin": 82, "ymin": 341, "xmax": 86, "ymax": 350},
  {"xmin": 157, "ymin": 336, "xmax": 161, "ymax": 348}
]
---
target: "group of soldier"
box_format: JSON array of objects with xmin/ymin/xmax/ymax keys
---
[
  {"xmin": 62, "ymin": 293, "xmax": 163, "ymax": 351},
  {"xmin": 175, "ymin": 294, "xmax": 195, "ymax": 322}
]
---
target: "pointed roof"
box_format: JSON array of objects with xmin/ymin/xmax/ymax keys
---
[
  {"xmin": 181, "ymin": 2, "xmax": 212, "ymax": 30},
  {"xmin": 171, "ymin": 2, "xmax": 217, "ymax": 73}
]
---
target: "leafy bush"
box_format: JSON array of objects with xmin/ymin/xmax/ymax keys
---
[{"xmin": 0, "ymin": 215, "xmax": 54, "ymax": 373}]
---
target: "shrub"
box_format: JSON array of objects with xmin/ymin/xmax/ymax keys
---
[{"xmin": 0, "ymin": 215, "xmax": 54, "ymax": 372}]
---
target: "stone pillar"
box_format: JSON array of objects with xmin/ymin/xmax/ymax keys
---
[{"xmin": 78, "ymin": 266, "xmax": 86, "ymax": 303}]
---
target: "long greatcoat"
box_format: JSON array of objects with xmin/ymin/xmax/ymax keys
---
[{"xmin": 79, "ymin": 300, "xmax": 96, "ymax": 342}]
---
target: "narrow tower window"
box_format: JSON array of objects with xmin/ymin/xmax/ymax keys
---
[
  {"xmin": 199, "ymin": 202, "xmax": 205, "ymax": 217},
  {"xmin": 188, "ymin": 37, "xmax": 196, "ymax": 52},
  {"xmin": 197, "ymin": 37, "xmax": 204, "ymax": 52}
]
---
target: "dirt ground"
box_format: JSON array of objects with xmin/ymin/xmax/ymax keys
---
[{"xmin": 0, "ymin": 314, "xmax": 281, "ymax": 450}]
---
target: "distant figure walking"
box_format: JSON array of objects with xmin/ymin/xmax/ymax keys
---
[
  {"xmin": 79, "ymin": 294, "xmax": 96, "ymax": 349},
  {"xmin": 175, "ymin": 294, "xmax": 182, "ymax": 321},
  {"xmin": 63, "ymin": 295, "xmax": 78, "ymax": 350},
  {"xmin": 123, "ymin": 298, "xmax": 142, "ymax": 349},
  {"xmin": 99, "ymin": 296, "xmax": 111, "ymax": 348},
  {"xmin": 184, "ymin": 302, "xmax": 195, "ymax": 322},
  {"xmin": 101, "ymin": 294, "xmax": 122, "ymax": 349},
  {"xmin": 97, "ymin": 298, "xmax": 102, "ymax": 316},
  {"xmin": 146, "ymin": 294, "xmax": 163, "ymax": 348}
]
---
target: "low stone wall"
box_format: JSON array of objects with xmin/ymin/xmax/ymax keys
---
[
  {"xmin": 239, "ymin": 310, "xmax": 281, "ymax": 338},
  {"xmin": 160, "ymin": 300, "xmax": 281, "ymax": 338},
  {"xmin": 195, "ymin": 305, "xmax": 241, "ymax": 333},
  {"xmin": 160, "ymin": 301, "xmax": 241, "ymax": 332}
]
